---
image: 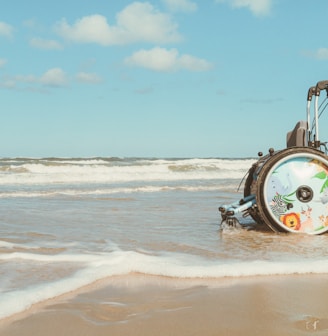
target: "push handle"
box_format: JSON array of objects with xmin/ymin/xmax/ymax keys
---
[
  {"xmin": 315, "ymin": 80, "xmax": 328, "ymax": 95},
  {"xmin": 307, "ymin": 86, "xmax": 316, "ymax": 101}
]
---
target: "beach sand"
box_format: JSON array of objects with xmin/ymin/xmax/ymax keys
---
[{"xmin": 1, "ymin": 274, "xmax": 328, "ymax": 336}]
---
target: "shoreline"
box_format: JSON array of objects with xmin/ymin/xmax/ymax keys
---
[{"xmin": 1, "ymin": 273, "xmax": 328, "ymax": 335}]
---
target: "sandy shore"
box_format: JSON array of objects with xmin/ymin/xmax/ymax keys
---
[{"xmin": 1, "ymin": 274, "xmax": 328, "ymax": 336}]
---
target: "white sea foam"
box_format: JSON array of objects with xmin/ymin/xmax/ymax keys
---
[
  {"xmin": 0, "ymin": 184, "xmax": 237, "ymax": 198},
  {"xmin": 0, "ymin": 158, "xmax": 256, "ymax": 185},
  {"xmin": 0, "ymin": 241, "xmax": 16, "ymax": 248},
  {"xmin": 1, "ymin": 249, "xmax": 328, "ymax": 320}
]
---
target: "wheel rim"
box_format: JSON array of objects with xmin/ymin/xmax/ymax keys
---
[{"xmin": 259, "ymin": 151, "xmax": 328, "ymax": 234}]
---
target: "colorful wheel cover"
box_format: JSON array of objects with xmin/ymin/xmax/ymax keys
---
[{"xmin": 262, "ymin": 152, "xmax": 328, "ymax": 234}]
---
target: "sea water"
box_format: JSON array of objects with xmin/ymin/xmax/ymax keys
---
[{"xmin": 1, "ymin": 157, "xmax": 328, "ymax": 320}]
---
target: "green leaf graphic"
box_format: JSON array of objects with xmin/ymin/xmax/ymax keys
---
[
  {"xmin": 320, "ymin": 178, "xmax": 328, "ymax": 193},
  {"xmin": 314, "ymin": 171, "xmax": 327, "ymax": 180}
]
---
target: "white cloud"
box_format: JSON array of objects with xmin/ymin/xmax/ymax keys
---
[
  {"xmin": 302, "ymin": 48, "xmax": 328, "ymax": 60},
  {"xmin": 11, "ymin": 74, "xmax": 38, "ymax": 84},
  {"xmin": 0, "ymin": 73, "xmax": 38, "ymax": 90},
  {"xmin": 54, "ymin": 2, "xmax": 181, "ymax": 45},
  {"xmin": 0, "ymin": 68, "xmax": 104, "ymax": 91},
  {"xmin": 0, "ymin": 78, "xmax": 16, "ymax": 89},
  {"xmin": 314, "ymin": 48, "xmax": 328, "ymax": 60},
  {"xmin": 0, "ymin": 22, "xmax": 14, "ymax": 38},
  {"xmin": 30, "ymin": 37, "xmax": 63, "ymax": 50},
  {"xmin": 216, "ymin": 0, "xmax": 273, "ymax": 16},
  {"xmin": 162, "ymin": 0, "xmax": 197, "ymax": 12},
  {"xmin": 55, "ymin": 15, "xmax": 114, "ymax": 45},
  {"xmin": 40, "ymin": 68, "xmax": 68, "ymax": 87},
  {"xmin": 76, "ymin": 72, "xmax": 102, "ymax": 84},
  {"xmin": 0, "ymin": 58, "xmax": 7, "ymax": 68},
  {"xmin": 4, "ymin": 69, "xmax": 67, "ymax": 88},
  {"xmin": 124, "ymin": 47, "xmax": 213, "ymax": 72}
]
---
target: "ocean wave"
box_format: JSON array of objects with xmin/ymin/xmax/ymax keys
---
[
  {"xmin": 1, "ymin": 249, "xmax": 327, "ymax": 320},
  {"xmin": 0, "ymin": 157, "xmax": 256, "ymax": 185},
  {"xmin": 0, "ymin": 184, "xmax": 239, "ymax": 198}
]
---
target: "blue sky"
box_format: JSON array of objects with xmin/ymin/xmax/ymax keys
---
[{"xmin": 1, "ymin": 0, "xmax": 328, "ymax": 158}]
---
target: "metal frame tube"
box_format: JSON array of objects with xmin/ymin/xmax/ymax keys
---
[{"xmin": 314, "ymin": 95, "xmax": 320, "ymax": 143}]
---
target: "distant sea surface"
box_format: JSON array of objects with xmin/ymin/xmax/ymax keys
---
[{"xmin": 1, "ymin": 157, "xmax": 328, "ymax": 320}]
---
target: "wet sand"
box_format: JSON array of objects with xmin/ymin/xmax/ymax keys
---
[{"xmin": 1, "ymin": 274, "xmax": 328, "ymax": 336}]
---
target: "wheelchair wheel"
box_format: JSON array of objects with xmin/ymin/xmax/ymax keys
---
[{"xmin": 245, "ymin": 147, "xmax": 328, "ymax": 234}]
